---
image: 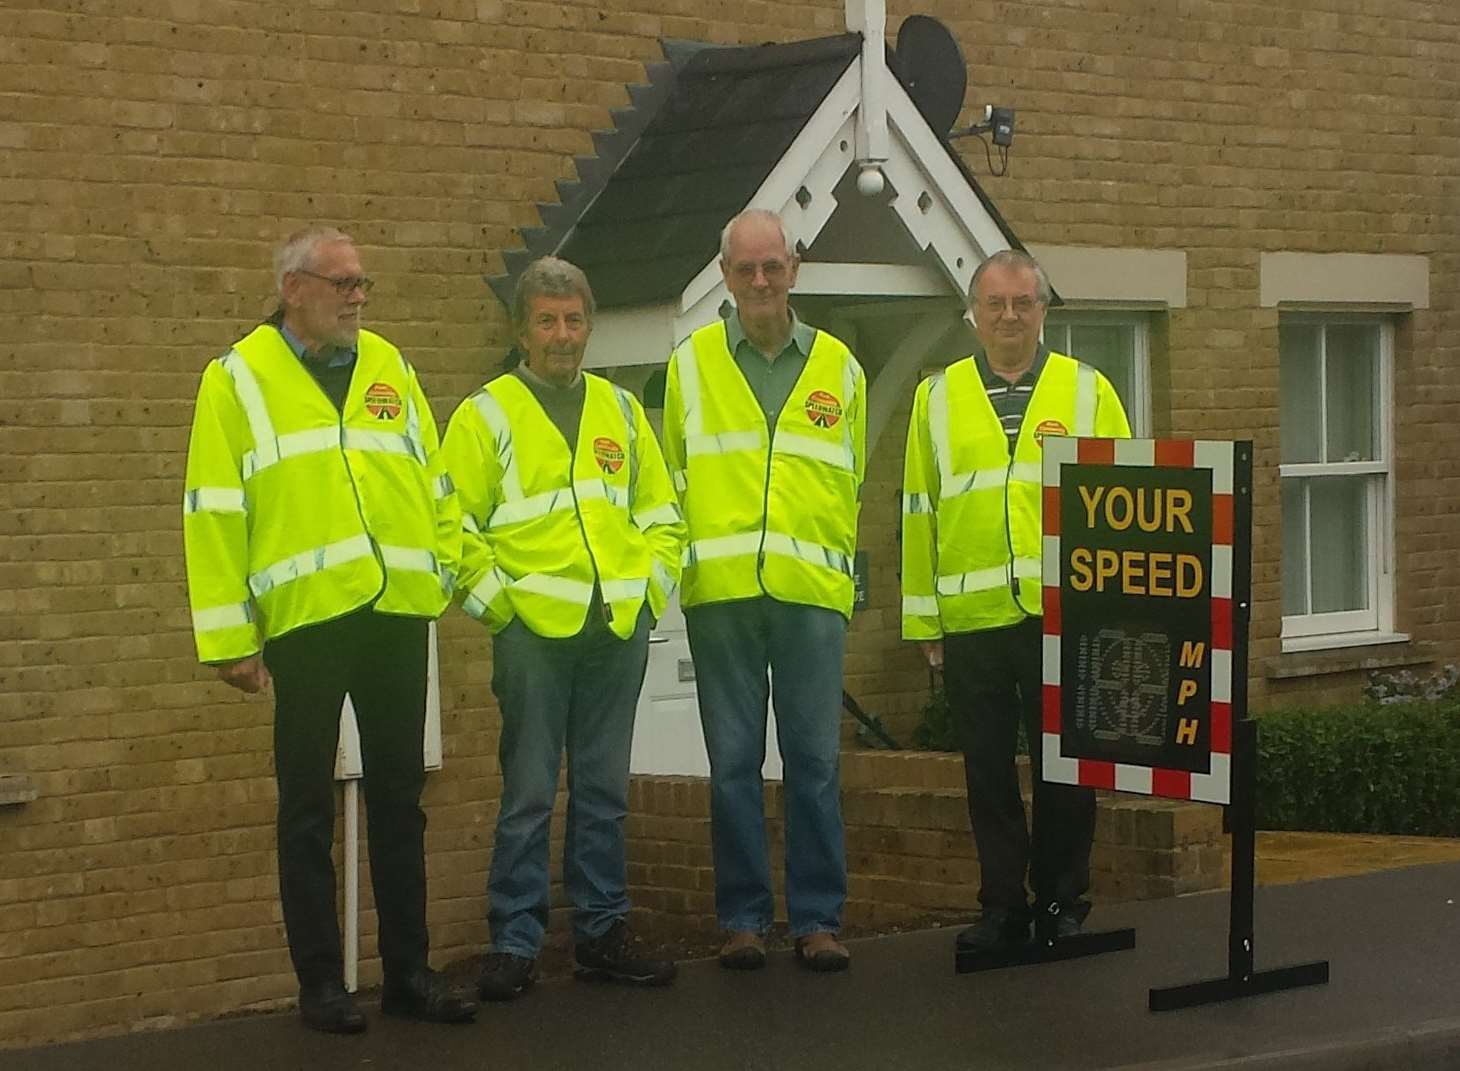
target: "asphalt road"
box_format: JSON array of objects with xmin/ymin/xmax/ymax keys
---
[{"xmin": 10, "ymin": 863, "xmax": 1460, "ymax": 1071}]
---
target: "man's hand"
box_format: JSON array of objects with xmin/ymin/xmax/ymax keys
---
[
  {"xmin": 216, "ymin": 654, "xmax": 271, "ymax": 694},
  {"xmin": 920, "ymin": 640, "xmax": 944, "ymax": 669}
]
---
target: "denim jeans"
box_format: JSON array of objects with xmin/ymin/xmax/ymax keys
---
[
  {"xmin": 686, "ymin": 597, "xmax": 848, "ymax": 936},
  {"xmin": 486, "ymin": 608, "xmax": 650, "ymax": 957}
]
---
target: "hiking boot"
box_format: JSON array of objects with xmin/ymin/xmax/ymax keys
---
[
  {"xmin": 574, "ymin": 919, "xmax": 676, "ymax": 987},
  {"xmin": 477, "ymin": 952, "xmax": 536, "ymax": 1002}
]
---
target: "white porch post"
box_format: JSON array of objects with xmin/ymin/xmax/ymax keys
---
[{"xmin": 845, "ymin": 0, "xmax": 889, "ymax": 194}]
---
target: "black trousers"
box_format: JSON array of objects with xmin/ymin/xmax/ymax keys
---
[
  {"xmin": 262, "ymin": 607, "xmax": 430, "ymax": 987},
  {"xmin": 944, "ymin": 617, "xmax": 1096, "ymax": 917}
]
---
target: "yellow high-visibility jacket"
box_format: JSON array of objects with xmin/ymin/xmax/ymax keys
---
[
  {"xmin": 901, "ymin": 352, "xmax": 1131, "ymax": 639},
  {"xmin": 661, "ymin": 320, "xmax": 866, "ymax": 618},
  {"xmin": 182, "ymin": 324, "xmax": 460, "ymax": 664},
  {"xmin": 442, "ymin": 372, "xmax": 685, "ymax": 640}
]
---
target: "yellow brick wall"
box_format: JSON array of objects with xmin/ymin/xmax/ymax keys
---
[{"xmin": 2, "ymin": 0, "xmax": 1457, "ymax": 1047}]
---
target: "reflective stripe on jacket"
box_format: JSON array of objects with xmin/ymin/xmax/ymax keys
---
[
  {"xmin": 662, "ymin": 320, "xmax": 866, "ymax": 618},
  {"xmin": 901, "ymin": 351, "xmax": 1131, "ymax": 639},
  {"xmin": 183, "ymin": 324, "xmax": 460, "ymax": 663},
  {"xmin": 442, "ymin": 372, "xmax": 685, "ymax": 640}
]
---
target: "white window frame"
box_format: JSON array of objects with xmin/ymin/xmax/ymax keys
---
[
  {"xmin": 1278, "ymin": 312, "xmax": 1399, "ymax": 651},
  {"xmin": 1042, "ymin": 308, "xmax": 1152, "ymax": 437}
]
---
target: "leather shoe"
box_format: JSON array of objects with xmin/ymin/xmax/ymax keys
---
[
  {"xmin": 299, "ymin": 981, "xmax": 366, "ymax": 1035},
  {"xmin": 955, "ymin": 909, "xmax": 1031, "ymax": 952},
  {"xmin": 718, "ymin": 931, "xmax": 767, "ymax": 971},
  {"xmin": 793, "ymin": 931, "xmax": 851, "ymax": 972},
  {"xmin": 381, "ymin": 967, "xmax": 478, "ymax": 1024}
]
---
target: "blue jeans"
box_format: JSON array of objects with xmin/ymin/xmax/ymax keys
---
[
  {"xmin": 686, "ymin": 597, "xmax": 848, "ymax": 936},
  {"xmin": 486, "ymin": 609, "xmax": 649, "ymax": 957}
]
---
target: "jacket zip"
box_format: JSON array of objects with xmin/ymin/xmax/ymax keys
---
[
  {"xmin": 560, "ymin": 414, "xmax": 612, "ymax": 631},
  {"xmin": 753, "ymin": 347, "xmax": 816, "ymax": 592},
  {"xmin": 294, "ymin": 341, "xmax": 389, "ymax": 605}
]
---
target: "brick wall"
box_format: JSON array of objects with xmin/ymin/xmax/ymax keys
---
[
  {"xmin": 2, "ymin": 0, "xmax": 1457, "ymax": 1048},
  {"xmin": 622, "ymin": 751, "xmax": 1227, "ymax": 938}
]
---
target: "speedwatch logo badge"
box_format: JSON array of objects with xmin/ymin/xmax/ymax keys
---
[
  {"xmin": 1033, "ymin": 418, "xmax": 1068, "ymax": 444},
  {"xmin": 804, "ymin": 390, "xmax": 843, "ymax": 429},
  {"xmin": 364, "ymin": 382, "xmax": 403, "ymax": 420},
  {"xmin": 593, "ymin": 436, "xmax": 625, "ymax": 475}
]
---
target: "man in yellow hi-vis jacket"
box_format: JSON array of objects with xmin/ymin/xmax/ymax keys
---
[
  {"xmin": 443, "ymin": 257, "xmax": 686, "ymax": 1002},
  {"xmin": 182, "ymin": 227, "xmax": 476, "ymax": 1033},
  {"xmin": 902, "ymin": 249, "xmax": 1131, "ymax": 954},
  {"xmin": 662, "ymin": 210, "xmax": 866, "ymax": 973}
]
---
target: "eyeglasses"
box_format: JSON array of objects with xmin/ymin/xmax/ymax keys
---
[
  {"xmin": 297, "ymin": 269, "xmax": 374, "ymax": 295},
  {"xmin": 728, "ymin": 259, "xmax": 791, "ymax": 282},
  {"xmin": 979, "ymin": 295, "xmax": 1041, "ymax": 316}
]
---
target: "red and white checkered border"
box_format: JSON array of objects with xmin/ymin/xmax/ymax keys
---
[{"xmin": 1039, "ymin": 437, "xmax": 1234, "ymax": 806}]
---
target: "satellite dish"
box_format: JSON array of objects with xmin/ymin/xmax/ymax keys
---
[{"xmin": 893, "ymin": 15, "xmax": 968, "ymax": 137}]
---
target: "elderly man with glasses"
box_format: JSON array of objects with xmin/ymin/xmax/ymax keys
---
[
  {"xmin": 661, "ymin": 209, "xmax": 866, "ymax": 973},
  {"xmin": 181, "ymin": 226, "xmax": 477, "ymax": 1033},
  {"xmin": 901, "ymin": 249, "xmax": 1131, "ymax": 955}
]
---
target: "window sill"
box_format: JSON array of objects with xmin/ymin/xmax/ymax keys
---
[
  {"xmin": 0, "ymin": 774, "xmax": 38, "ymax": 807},
  {"xmin": 1265, "ymin": 635, "xmax": 1434, "ymax": 681},
  {"xmin": 1281, "ymin": 631, "xmax": 1410, "ymax": 654}
]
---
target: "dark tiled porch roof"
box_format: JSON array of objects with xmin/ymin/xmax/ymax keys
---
[{"xmin": 488, "ymin": 32, "xmax": 1024, "ymax": 311}]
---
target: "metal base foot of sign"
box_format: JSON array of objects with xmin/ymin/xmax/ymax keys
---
[
  {"xmin": 1149, "ymin": 959, "xmax": 1329, "ymax": 1012},
  {"xmin": 956, "ymin": 927, "xmax": 1136, "ymax": 973},
  {"xmin": 1149, "ymin": 721, "xmax": 1330, "ymax": 1012}
]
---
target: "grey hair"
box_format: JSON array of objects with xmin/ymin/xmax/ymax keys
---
[
  {"xmin": 273, "ymin": 226, "xmax": 352, "ymax": 293},
  {"xmin": 969, "ymin": 249, "xmax": 1053, "ymax": 306},
  {"xmin": 718, "ymin": 209, "xmax": 795, "ymax": 263},
  {"xmin": 512, "ymin": 256, "xmax": 596, "ymax": 333}
]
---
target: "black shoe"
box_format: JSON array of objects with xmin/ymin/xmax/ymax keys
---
[
  {"xmin": 574, "ymin": 919, "xmax": 677, "ymax": 987},
  {"xmin": 299, "ymin": 981, "xmax": 367, "ymax": 1035},
  {"xmin": 1036, "ymin": 900, "xmax": 1091, "ymax": 942},
  {"xmin": 381, "ymin": 967, "xmax": 478, "ymax": 1024},
  {"xmin": 955, "ymin": 909, "xmax": 1032, "ymax": 952},
  {"xmin": 477, "ymin": 952, "xmax": 536, "ymax": 1002}
]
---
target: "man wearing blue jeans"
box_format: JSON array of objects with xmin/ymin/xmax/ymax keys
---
[
  {"xmin": 662, "ymin": 210, "xmax": 866, "ymax": 971},
  {"xmin": 443, "ymin": 257, "xmax": 686, "ymax": 1000}
]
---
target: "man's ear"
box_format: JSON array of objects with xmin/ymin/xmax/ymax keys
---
[{"xmin": 279, "ymin": 272, "xmax": 302, "ymax": 311}]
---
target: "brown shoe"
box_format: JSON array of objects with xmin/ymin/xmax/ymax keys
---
[
  {"xmin": 718, "ymin": 931, "xmax": 767, "ymax": 971},
  {"xmin": 794, "ymin": 932, "xmax": 850, "ymax": 973}
]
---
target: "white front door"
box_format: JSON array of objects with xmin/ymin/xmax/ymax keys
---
[{"xmin": 629, "ymin": 587, "xmax": 785, "ymax": 779}]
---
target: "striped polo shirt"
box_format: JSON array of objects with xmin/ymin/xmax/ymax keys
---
[{"xmin": 974, "ymin": 343, "xmax": 1050, "ymax": 451}]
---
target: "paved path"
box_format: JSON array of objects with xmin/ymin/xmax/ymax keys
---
[{"xmin": 10, "ymin": 862, "xmax": 1460, "ymax": 1070}]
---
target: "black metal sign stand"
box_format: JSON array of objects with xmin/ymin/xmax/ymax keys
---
[
  {"xmin": 1148, "ymin": 447, "xmax": 1328, "ymax": 1012},
  {"xmin": 1147, "ymin": 720, "xmax": 1329, "ymax": 1010}
]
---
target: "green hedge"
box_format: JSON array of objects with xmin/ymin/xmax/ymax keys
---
[{"xmin": 1257, "ymin": 700, "xmax": 1460, "ymax": 837}]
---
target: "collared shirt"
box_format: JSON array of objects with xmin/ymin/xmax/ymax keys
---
[
  {"xmin": 279, "ymin": 321, "xmax": 357, "ymax": 413},
  {"xmin": 725, "ymin": 308, "xmax": 818, "ymax": 428},
  {"xmin": 974, "ymin": 342, "xmax": 1050, "ymax": 452}
]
